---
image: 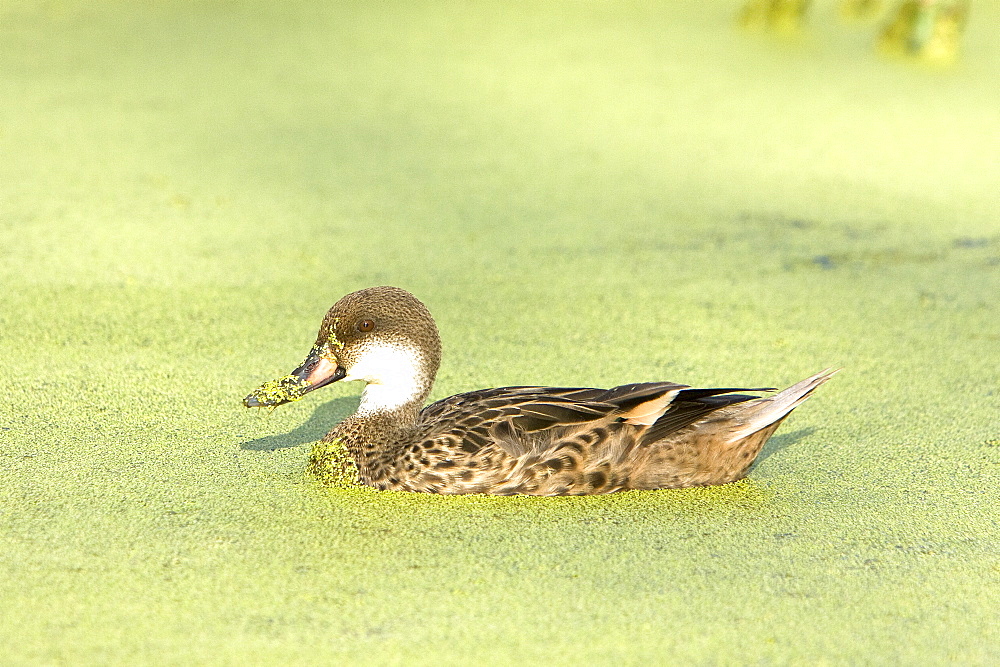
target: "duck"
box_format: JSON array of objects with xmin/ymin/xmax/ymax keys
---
[{"xmin": 244, "ymin": 286, "xmax": 835, "ymax": 495}]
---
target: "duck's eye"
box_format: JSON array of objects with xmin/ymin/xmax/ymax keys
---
[{"xmin": 358, "ymin": 319, "xmax": 375, "ymax": 332}]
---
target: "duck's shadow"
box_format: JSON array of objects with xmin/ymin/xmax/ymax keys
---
[
  {"xmin": 240, "ymin": 396, "xmax": 358, "ymax": 451},
  {"xmin": 754, "ymin": 427, "xmax": 816, "ymax": 466}
]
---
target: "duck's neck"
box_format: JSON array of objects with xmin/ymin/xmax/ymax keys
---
[
  {"xmin": 323, "ymin": 400, "xmax": 423, "ymax": 487},
  {"xmin": 341, "ymin": 338, "xmax": 436, "ymax": 417},
  {"xmin": 314, "ymin": 337, "xmax": 440, "ymax": 487},
  {"xmin": 356, "ymin": 379, "xmax": 426, "ymax": 417}
]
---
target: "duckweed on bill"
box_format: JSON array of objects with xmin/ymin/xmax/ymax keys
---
[{"xmin": 247, "ymin": 374, "xmax": 310, "ymax": 406}]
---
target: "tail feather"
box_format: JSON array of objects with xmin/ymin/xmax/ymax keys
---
[{"xmin": 725, "ymin": 368, "xmax": 838, "ymax": 443}]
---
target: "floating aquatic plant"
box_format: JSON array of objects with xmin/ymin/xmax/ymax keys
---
[
  {"xmin": 246, "ymin": 374, "xmax": 311, "ymax": 407},
  {"xmin": 308, "ymin": 437, "xmax": 362, "ymax": 488},
  {"xmin": 327, "ymin": 317, "xmax": 344, "ymax": 351}
]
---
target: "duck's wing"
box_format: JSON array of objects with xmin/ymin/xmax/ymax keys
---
[
  {"xmin": 419, "ymin": 386, "xmax": 606, "ymax": 427},
  {"xmin": 637, "ymin": 387, "xmax": 773, "ymax": 446},
  {"xmin": 418, "ymin": 383, "xmax": 709, "ymax": 456},
  {"xmin": 418, "ymin": 386, "xmax": 615, "ymax": 452},
  {"xmin": 419, "ymin": 383, "xmax": 773, "ymax": 458},
  {"xmin": 418, "ymin": 386, "xmax": 619, "ymax": 458}
]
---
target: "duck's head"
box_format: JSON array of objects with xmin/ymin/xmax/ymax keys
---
[{"xmin": 244, "ymin": 286, "xmax": 442, "ymax": 415}]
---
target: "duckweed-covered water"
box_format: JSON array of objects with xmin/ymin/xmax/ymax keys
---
[{"xmin": 1, "ymin": 1, "xmax": 998, "ymax": 663}]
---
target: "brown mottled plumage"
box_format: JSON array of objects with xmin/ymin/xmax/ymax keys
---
[{"xmin": 244, "ymin": 286, "xmax": 835, "ymax": 495}]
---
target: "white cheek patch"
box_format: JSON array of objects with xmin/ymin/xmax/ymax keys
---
[{"xmin": 343, "ymin": 339, "xmax": 425, "ymax": 414}]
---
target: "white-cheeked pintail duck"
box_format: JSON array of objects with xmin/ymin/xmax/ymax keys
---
[{"xmin": 244, "ymin": 286, "xmax": 835, "ymax": 495}]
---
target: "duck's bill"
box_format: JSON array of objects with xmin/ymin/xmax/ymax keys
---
[{"xmin": 243, "ymin": 346, "xmax": 345, "ymax": 408}]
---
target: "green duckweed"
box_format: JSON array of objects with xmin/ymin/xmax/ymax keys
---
[
  {"xmin": 307, "ymin": 437, "xmax": 362, "ymax": 488},
  {"xmin": 247, "ymin": 374, "xmax": 310, "ymax": 406},
  {"xmin": 328, "ymin": 317, "xmax": 344, "ymax": 351}
]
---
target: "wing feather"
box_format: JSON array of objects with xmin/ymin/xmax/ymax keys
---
[{"xmin": 418, "ymin": 383, "xmax": 769, "ymax": 460}]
